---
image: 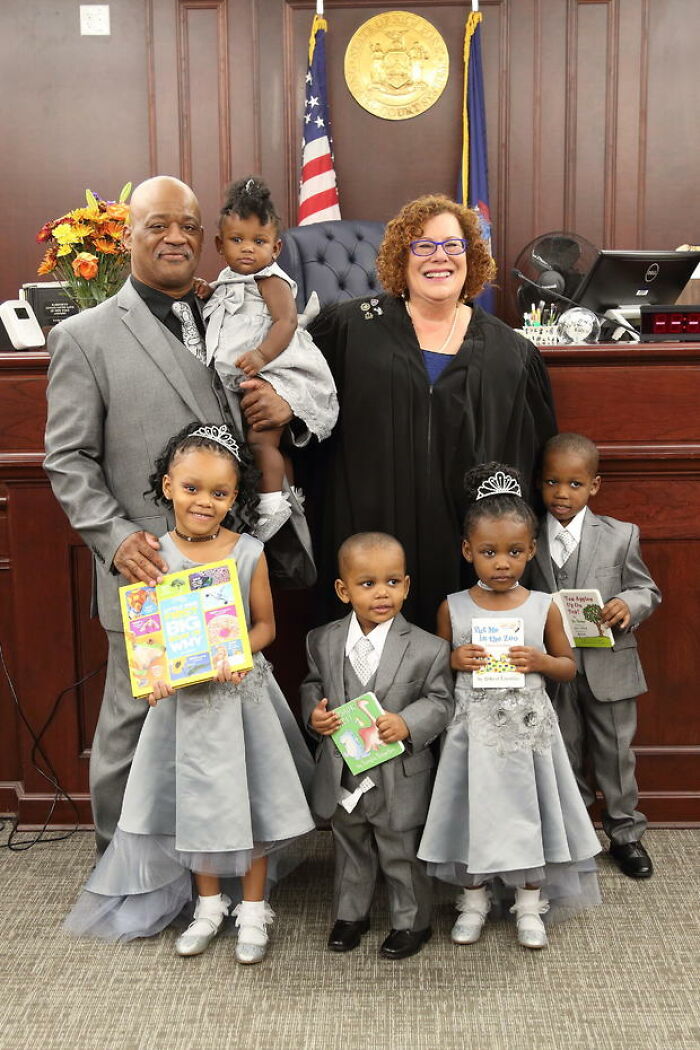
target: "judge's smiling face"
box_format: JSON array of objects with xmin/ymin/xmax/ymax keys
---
[{"xmin": 405, "ymin": 211, "xmax": 468, "ymax": 308}]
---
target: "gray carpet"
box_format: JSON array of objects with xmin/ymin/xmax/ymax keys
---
[{"xmin": 0, "ymin": 827, "xmax": 698, "ymax": 1050}]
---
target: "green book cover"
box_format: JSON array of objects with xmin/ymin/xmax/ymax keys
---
[
  {"xmin": 553, "ymin": 589, "xmax": 615, "ymax": 649},
  {"xmin": 331, "ymin": 691, "xmax": 405, "ymax": 775}
]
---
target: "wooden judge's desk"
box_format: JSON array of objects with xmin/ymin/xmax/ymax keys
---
[{"xmin": 1, "ymin": 343, "xmax": 699, "ymax": 827}]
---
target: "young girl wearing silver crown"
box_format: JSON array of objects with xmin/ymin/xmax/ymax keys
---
[
  {"xmin": 418, "ymin": 462, "xmax": 601, "ymax": 950},
  {"xmin": 65, "ymin": 422, "xmax": 315, "ymax": 964}
]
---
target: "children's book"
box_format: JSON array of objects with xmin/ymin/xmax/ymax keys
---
[
  {"xmin": 471, "ymin": 617, "xmax": 525, "ymax": 688},
  {"xmin": 553, "ymin": 589, "xmax": 615, "ymax": 648},
  {"xmin": 330, "ymin": 692, "xmax": 405, "ymax": 775},
  {"xmin": 119, "ymin": 558, "xmax": 253, "ymax": 699}
]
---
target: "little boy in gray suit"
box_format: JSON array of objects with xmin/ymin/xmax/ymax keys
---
[
  {"xmin": 529, "ymin": 433, "xmax": 661, "ymax": 878},
  {"xmin": 301, "ymin": 532, "xmax": 453, "ymax": 959}
]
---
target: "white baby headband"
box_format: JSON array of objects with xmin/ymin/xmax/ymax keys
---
[
  {"xmin": 191, "ymin": 424, "xmax": 241, "ymax": 461},
  {"xmin": 475, "ymin": 470, "xmax": 522, "ymax": 500}
]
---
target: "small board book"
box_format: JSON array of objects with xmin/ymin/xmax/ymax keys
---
[
  {"xmin": 553, "ymin": 589, "xmax": 615, "ymax": 648},
  {"xmin": 472, "ymin": 617, "xmax": 525, "ymax": 688},
  {"xmin": 330, "ymin": 691, "xmax": 405, "ymax": 775},
  {"xmin": 119, "ymin": 558, "xmax": 253, "ymax": 698}
]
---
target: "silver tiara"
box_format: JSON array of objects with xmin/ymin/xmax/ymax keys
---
[
  {"xmin": 245, "ymin": 178, "xmax": 255, "ymax": 193},
  {"xmin": 191, "ymin": 424, "xmax": 240, "ymax": 461},
  {"xmin": 476, "ymin": 471, "xmax": 521, "ymax": 500}
]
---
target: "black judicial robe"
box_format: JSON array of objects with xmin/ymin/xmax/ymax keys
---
[{"xmin": 306, "ymin": 295, "xmax": 557, "ymax": 630}]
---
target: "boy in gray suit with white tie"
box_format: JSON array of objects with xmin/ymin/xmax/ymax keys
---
[
  {"xmin": 529, "ymin": 433, "xmax": 661, "ymax": 878},
  {"xmin": 301, "ymin": 532, "xmax": 453, "ymax": 959}
]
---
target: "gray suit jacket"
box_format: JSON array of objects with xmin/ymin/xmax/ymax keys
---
[
  {"xmin": 300, "ymin": 613, "xmax": 454, "ymax": 830},
  {"xmin": 528, "ymin": 509, "xmax": 661, "ymax": 701},
  {"xmin": 44, "ymin": 279, "xmax": 230, "ymax": 631}
]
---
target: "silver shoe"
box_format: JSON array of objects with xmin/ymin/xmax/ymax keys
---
[
  {"xmin": 234, "ymin": 928, "xmax": 269, "ymax": 965},
  {"xmin": 451, "ymin": 889, "xmax": 490, "ymax": 945},
  {"xmin": 232, "ymin": 901, "xmax": 274, "ymax": 965},
  {"xmin": 175, "ymin": 895, "xmax": 230, "ymax": 957},
  {"xmin": 515, "ymin": 913, "xmax": 548, "ymax": 949}
]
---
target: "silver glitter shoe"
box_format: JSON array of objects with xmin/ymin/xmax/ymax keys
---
[
  {"xmin": 253, "ymin": 498, "xmax": 292, "ymax": 542},
  {"xmin": 175, "ymin": 894, "xmax": 231, "ymax": 957},
  {"xmin": 233, "ymin": 901, "xmax": 275, "ymax": 965},
  {"xmin": 510, "ymin": 892, "xmax": 549, "ymax": 950},
  {"xmin": 451, "ymin": 888, "xmax": 491, "ymax": 945}
]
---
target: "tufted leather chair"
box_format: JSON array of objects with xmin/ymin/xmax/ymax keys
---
[{"xmin": 278, "ymin": 220, "xmax": 386, "ymax": 310}]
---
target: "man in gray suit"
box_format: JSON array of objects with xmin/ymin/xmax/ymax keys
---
[
  {"xmin": 529, "ymin": 433, "xmax": 661, "ymax": 878},
  {"xmin": 44, "ymin": 176, "xmax": 294, "ymax": 854},
  {"xmin": 301, "ymin": 532, "xmax": 453, "ymax": 959}
]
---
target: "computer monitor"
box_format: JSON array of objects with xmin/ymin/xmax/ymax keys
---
[{"xmin": 573, "ymin": 250, "xmax": 698, "ymax": 321}]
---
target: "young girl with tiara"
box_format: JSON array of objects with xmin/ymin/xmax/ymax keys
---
[
  {"xmin": 65, "ymin": 422, "xmax": 315, "ymax": 964},
  {"xmin": 196, "ymin": 176, "xmax": 338, "ymax": 541},
  {"xmin": 418, "ymin": 462, "xmax": 601, "ymax": 950}
]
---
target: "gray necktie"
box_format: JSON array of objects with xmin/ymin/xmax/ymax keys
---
[
  {"xmin": 350, "ymin": 636, "xmax": 375, "ymax": 686},
  {"xmin": 556, "ymin": 528, "xmax": 577, "ymax": 563},
  {"xmin": 172, "ymin": 300, "xmax": 206, "ymax": 362}
]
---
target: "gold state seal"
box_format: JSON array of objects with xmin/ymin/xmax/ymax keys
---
[{"xmin": 344, "ymin": 11, "xmax": 449, "ymax": 121}]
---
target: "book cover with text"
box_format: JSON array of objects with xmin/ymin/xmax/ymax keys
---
[
  {"xmin": 553, "ymin": 589, "xmax": 615, "ymax": 648},
  {"xmin": 331, "ymin": 692, "xmax": 405, "ymax": 775},
  {"xmin": 119, "ymin": 558, "xmax": 253, "ymax": 698},
  {"xmin": 472, "ymin": 617, "xmax": 525, "ymax": 688}
]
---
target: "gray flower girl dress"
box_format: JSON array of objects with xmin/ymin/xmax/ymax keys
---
[
  {"xmin": 65, "ymin": 533, "xmax": 315, "ymax": 941},
  {"xmin": 203, "ymin": 262, "xmax": 338, "ymax": 442},
  {"xmin": 418, "ymin": 589, "xmax": 601, "ymax": 918}
]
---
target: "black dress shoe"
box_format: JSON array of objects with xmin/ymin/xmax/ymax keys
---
[
  {"xmin": 327, "ymin": 918, "xmax": 370, "ymax": 952},
  {"xmin": 609, "ymin": 840, "xmax": 653, "ymax": 878},
  {"xmin": 379, "ymin": 926, "xmax": 432, "ymax": 960}
]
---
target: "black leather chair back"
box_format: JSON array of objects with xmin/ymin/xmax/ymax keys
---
[{"xmin": 278, "ymin": 220, "xmax": 385, "ymax": 310}]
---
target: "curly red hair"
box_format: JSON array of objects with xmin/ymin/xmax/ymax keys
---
[{"xmin": 376, "ymin": 194, "xmax": 496, "ymax": 302}]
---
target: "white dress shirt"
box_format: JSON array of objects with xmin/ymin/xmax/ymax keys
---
[
  {"xmin": 547, "ymin": 507, "xmax": 586, "ymax": 568},
  {"xmin": 344, "ymin": 612, "xmax": 394, "ymax": 679}
]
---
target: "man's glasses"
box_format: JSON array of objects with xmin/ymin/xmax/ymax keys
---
[{"xmin": 409, "ymin": 238, "xmax": 468, "ymax": 257}]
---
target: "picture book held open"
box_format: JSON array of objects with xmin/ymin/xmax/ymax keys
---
[{"xmin": 119, "ymin": 558, "xmax": 253, "ymax": 699}]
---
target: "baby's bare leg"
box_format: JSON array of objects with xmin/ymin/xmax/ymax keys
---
[{"xmin": 247, "ymin": 425, "xmax": 286, "ymax": 492}]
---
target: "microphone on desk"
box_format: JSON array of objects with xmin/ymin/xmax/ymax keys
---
[{"xmin": 510, "ymin": 268, "xmax": 639, "ymax": 340}]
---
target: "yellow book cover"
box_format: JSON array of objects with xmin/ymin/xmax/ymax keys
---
[{"xmin": 119, "ymin": 558, "xmax": 253, "ymax": 699}]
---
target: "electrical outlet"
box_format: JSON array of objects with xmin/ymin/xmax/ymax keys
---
[{"xmin": 80, "ymin": 5, "xmax": 110, "ymax": 36}]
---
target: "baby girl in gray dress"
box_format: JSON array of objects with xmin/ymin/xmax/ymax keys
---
[{"xmin": 196, "ymin": 177, "xmax": 338, "ymax": 542}]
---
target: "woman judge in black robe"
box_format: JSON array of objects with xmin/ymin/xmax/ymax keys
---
[{"xmin": 306, "ymin": 194, "xmax": 557, "ymax": 630}]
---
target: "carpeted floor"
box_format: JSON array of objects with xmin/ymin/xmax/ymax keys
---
[{"xmin": 0, "ymin": 826, "xmax": 698, "ymax": 1050}]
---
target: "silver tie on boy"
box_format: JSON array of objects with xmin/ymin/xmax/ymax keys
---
[
  {"xmin": 475, "ymin": 471, "xmax": 522, "ymax": 500},
  {"xmin": 191, "ymin": 424, "xmax": 241, "ymax": 461},
  {"xmin": 556, "ymin": 528, "xmax": 578, "ymax": 562},
  {"xmin": 350, "ymin": 636, "xmax": 375, "ymax": 686},
  {"xmin": 171, "ymin": 300, "xmax": 206, "ymax": 362}
]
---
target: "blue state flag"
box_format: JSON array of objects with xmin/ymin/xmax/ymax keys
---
[{"xmin": 458, "ymin": 10, "xmax": 495, "ymax": 313}]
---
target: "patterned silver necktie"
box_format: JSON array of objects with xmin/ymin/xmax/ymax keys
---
[
  {"xmin": 556, "ymin": 528, "xmax": 577, "ymax": 563},
  {"xmin": 171, "ymin": 300, "xmax": 206, "ymax": 362},
  {"xmin": 350, "ymin": 635, "xmax": 375, "ymax": 686}
]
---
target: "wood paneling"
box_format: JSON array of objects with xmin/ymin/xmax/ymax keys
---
[{"xmin": 3, "ymin": 0, "xmax": 699, "ymax": 313}]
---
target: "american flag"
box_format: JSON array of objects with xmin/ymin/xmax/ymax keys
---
[{"xmin": 298, "ymin": 14, "xmax": 341, "ymax": 225}]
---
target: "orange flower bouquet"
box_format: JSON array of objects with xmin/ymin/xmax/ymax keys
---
[{"xmin": 36, "ymin": 183, "xmax": 132, "ymax": 310}]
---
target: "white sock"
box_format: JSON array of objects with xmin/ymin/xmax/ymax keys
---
[
  {"xmin": 514, "ymin": 887, "xmax": 542, "ymax": 912},
  {"xmin": 233, "ymin": 900, "xmax": 274, "ymax": 944},
  {"xmin": 257, "ymin": 491, "xmax": 287, "ymax": 515},
  {"xmin": 457, "ymin": 886, "xmax": 490, "ymax": 916},
  {"xmin": 195, "ymin": 892, "xmax": 225, "ymax": 920}
]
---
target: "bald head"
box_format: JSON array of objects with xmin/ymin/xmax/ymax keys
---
[
  {"xmin": 125, "ymin": 176, "xmax": 203, "ymax": 296},
  {"xmin": 337, "ymin": 532, "xmax": 406, "ymax": 579}
]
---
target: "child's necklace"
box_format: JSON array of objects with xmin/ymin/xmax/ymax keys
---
[
  {"xmin": 476, "ymin": 579, "xmax": 520, "ymax": 592},
  {"xmin": 173, "ymin": 527, "xmax": 220, "ymax": 543}
]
